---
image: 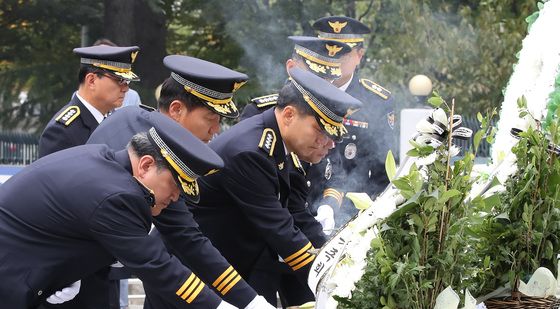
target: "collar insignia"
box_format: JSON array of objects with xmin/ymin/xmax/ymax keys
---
[
  {"xmin": 55, "ymin": 106, "xmax": 80, "ymax": 127},
  {"xmin": 258, "ymin": 128, "xmax": 276, "ymax": 157}
]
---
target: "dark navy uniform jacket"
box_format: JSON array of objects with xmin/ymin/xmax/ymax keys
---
[
  {"xmin": 87, "ymin": 106, "xmax": 257, "ymax": 308},
  {"xmin": 0, "ymin": 145, "xmax": 221, "ymax": 309},
  {"xmin": 307, "ymin": 74, "xmax": 395, "ymax": 225},
  {"xmin": 189, "ymin": 108, "xmax": 316, "ymax": 285},
  {"xmin": 38, "ymin": 95, "xmax": 99, "ymax": 158},
  {"xmin": 240, "ymin": 96, "xmax": 326, "ymax": 248}
]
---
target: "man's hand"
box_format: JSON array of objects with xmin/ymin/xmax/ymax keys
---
[
  {"xmin": 314, "ymin": 205, "xmax": 335, "ymax": 235},
  {"xmin": 46, "ymin": 280, "xmax": 81, "ymax": 304},
  {"xmin": 245, "ymin": 295, "xmax": 275, "ymax": 309}
]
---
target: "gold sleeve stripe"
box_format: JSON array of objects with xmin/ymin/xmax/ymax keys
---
[
  {"xmin": 221, "ymin": 274, "xmax": 242, "ymax": 295},
  {"xmin": 186, "ymin": 280, "xmax": 205, "ymax": 304},
  {"xmin": 292, "ymin": 255, "xmax": 316, "ymax": 271},
  {"xmin": 287, "ymin": 252, "xmax": 311, "ymax": 267},
  {"xmin": 284, "ymin": 242, "xmax": 312, "ymax": 263},
  {"xmin": 212, "ymin": 266, "xmax": 234, "ymax": 288},
  {"xmin": 181, "ymin": 277, "xmax": 204, "ymax": 302},
  {"xmin": 216, "ymin": 271, "xmax": 238, "ymax": 292},
  {"xmin": 323, "ymin": 188, "xmax": 343, "ymax": 206},
  {"xmin": 180, "ymin": 276, "xmax": 201, "ymax": 300},
  {"xmin": 176, "ymin": 273, "xmax": 197, "ymax": 296}
]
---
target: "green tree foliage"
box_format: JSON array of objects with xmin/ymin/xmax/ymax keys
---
[
  {"xmin": 363, "ymin": 0, "xmax": 537, "ymax": 114},
  {"xmin": 0, "ymin": 0, "xmax": 102, "ymax": 130},
  {"xmin": 0, "ymin": 0, "xmax": 541, "ymax": 132}
]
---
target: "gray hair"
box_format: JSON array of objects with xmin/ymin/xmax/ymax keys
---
[{"xmin": 127, "ymin": 132, "xmax": 167, "ymax": 170}]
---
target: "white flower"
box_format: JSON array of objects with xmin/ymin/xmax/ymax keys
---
[{"xmin": 492, "ymin": 0, "xmax": 560, "ymax": 163}]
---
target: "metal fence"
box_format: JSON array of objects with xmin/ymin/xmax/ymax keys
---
[{"xmin": 0, "ymin": 132, "xmax": 39, "ymax": 165}]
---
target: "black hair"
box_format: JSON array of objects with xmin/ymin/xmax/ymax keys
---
[
  {"xmin": 77, "ymin": 65, "xmax": 109, "ymax": 85},
  {"xmin": 127, "ymin": 132, "xmax": 167, "ymax": 170},
  {"xmin": 157, "ymin": 77, "xmax": 206, "ymax": 112},
  {"xmin": 276, "ymin": 82, "xmax": 315, "ymax": 117}
]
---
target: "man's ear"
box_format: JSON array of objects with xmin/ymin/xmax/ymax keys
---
[
  {"xmin": 84, "ymin": 72, "xmax": 97, "ymax": 89},
  {"xmin": 286, "ymin": 59, "xmax": 296, "ymax": 71},
  {"xmin": 168, "ymin": 100, "xmax": 186, "ymax": 121},
  {"xmin": 136, "ymin": 155, "xmax": 156, "ymax": 178},
  {"xmin": 281, "ymin": 105, "xmax": 298, "ymax": 126}
]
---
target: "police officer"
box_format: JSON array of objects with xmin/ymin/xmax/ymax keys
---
[
  {"xmin": 189, "ymin": 67, "xmax": 361, "ymax": 305},
  {"xmin": 87, "ymin": 55, "xmax": 273, "ymax": 309},
  {"xmin": 0, "ymin": 113, "xmax": 241, "ymax": 309},
  {"xmin": 38, "ymin": 44, "xmax": 140, "ymax": 158},
  {"xmin": 310, "ymin": 16, "xmax": 396, "ymax": 226},
  {"xmin": 36, "ymin": 44, "xmax": 141, "ymax": 309},
  {"xmin": 240, "ymin": 36, "xmax": 350, "ymax": 121},
  {"xmin": 239, "ymin": 36, "xmax": 352, "ymax": 307}
]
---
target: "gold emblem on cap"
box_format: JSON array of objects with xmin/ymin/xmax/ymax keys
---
[
  {"xmin": 326, "ymin": 44, "xmax": 343, "ymax": 57},
  {"xmin": 328, "ymin": 21, "xmax": 347, "ymax": 33},
  {"xmin": 232, "ymin": 81, "xmax": 247, "ymax": 92},
  {"xmin": 130, "ymin": 51, "xmax": 138, "ymax": 63},
  {"xmin": 205, "ymin": 169, "xmax": 220, "ymax": 176}
]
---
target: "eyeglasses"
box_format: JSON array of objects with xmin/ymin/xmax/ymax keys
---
[{"xmin": 99, "ymin": 73, "xmax": 130, "ymax": 86}]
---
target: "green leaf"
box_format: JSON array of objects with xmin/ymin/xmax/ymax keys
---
[
  {"xmin": 439, "ymin": 189, "xmax": 461, "ymax": 204},
  {"xmin": 385, "ymin": 150, "xmax": 397, "ymax": 181},
  {"xmin": 427, "ymin": 96, "xmax": 444, "ymax": 108}
]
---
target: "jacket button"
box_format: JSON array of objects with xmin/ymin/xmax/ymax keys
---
[
  {"xmin": 306, "ymin": 181, "xmax": 311, "ymax": 187},
  {"xmin": 38, "ymin": 290, "xmax": 43, "ymax": 296}
]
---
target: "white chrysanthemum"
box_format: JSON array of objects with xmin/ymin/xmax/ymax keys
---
[
  {"xmin": 432, "ymin": 108, "xmax": 449, "ymax": 126},
  {"xmin": 492, "ymin": 0, "xmax": 560, "ymax": 163}
]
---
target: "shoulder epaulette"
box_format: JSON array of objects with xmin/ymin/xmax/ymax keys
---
[
  {"xmin": 251, "ymin": 93, "xmax": 279, "ymax": 108},
  {"xmin": 55, "ymin": 106, "xmax": 80, "ymax": 126},
  {"xmin": 290, "ymin": 152, "xmax": 305, "ymax": 176},
  {"xmin": 139, "ymin": 104, "xmax": 156, "ymax": 111},
  {"xmin": 258, "ymin": 128, "xmax": 276, "ymax": 157},
  {"xmin": 359, "ymin": 79, "xmax": 391, "ymax": 100}
]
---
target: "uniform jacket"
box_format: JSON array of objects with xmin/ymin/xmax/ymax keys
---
[
  {"xmin": 38, "ymin": 95, "xmax": 99, "ymax": 158},
  {"xmin": 189, "ymin": 108, "xmax": 316, "ymax": 284},
  {"xmin": 307, "ymin": 74, "xmax": 395, "ymax": 223},
  {"xmin": 0, "ymin": 145, "xmax": 221, "ymax": 309},
  {"xmin": 87, "ymin": 106, "xmax": 257, "ymax": 308},
  {"xmin": 240, "ymin": 96, "xmax": 327, "ymax": 248}
]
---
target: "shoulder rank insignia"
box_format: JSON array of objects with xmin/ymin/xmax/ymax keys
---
[
  {"xmin": 290, "ymin": 152, "xmax": 305, "ymax": 176},
  {"xmin": 258, "ymin": 128, "xmax": 276, "ymax": 157},
  {"xmin": 139, "ymin": 103, "xmax": 156, "ymax": 111},
  {"xmin": 55, "ymin": 106, "xmax": 80, "ymax": 126},
  {"xmin": 251, "ymin": 93, "xmax": 279, "ymax": 108},
  {"xmin": 359, "ymin": 79, "xmax": 391, "ymax": 100}
]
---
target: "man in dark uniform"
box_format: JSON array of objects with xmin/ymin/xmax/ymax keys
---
[
  {"xmin": 0, "ymin": 113, "xmax": 241, "ymax": 309},
  {"xmin": 189, "ymin": 67, "xmax": 362, "ymax": 306},
  {"xmin": 38, "ymin": 44, "xmax": 140, "ymax": 158},
  {"xmin": 309, "ymin": 16, "xmax": 396, "ymax": 227},
  {"xmin": 35, "ymin": 44, "xmax": 141, "ymax": 309},
  {"xmin": 240, "ymin": 36, "xmax": 350, "ymax": 121},
  {"xmin": 239, "ymin": 36, "xmax": 351, "ymax": 307},
  {"xmin": 87, "ymin": 55, "xmax": 273, "ymax": 309}
]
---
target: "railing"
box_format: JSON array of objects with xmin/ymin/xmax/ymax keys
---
[{"xmin": 0, "ymin": 132, "xmax": 39, "ymax": 165}]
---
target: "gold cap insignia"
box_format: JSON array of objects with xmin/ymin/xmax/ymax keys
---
[
  {"xmin": 130, "ymin": 51, "xmax": 138, "ymax": 64},
  {"xmin": 328, "ymin": 21, "xmax": 347, "ymax": 33},
  {"xmin": 325, "ymin": 44, "xmax": 343, "ymax": 57},
  {"xmin": 232, "ymin": 81, "xmax": 247, "ymax": 92},
  {"xmin": 204, "ymin": 169, "xmax": 220, "ymax": 176}
]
